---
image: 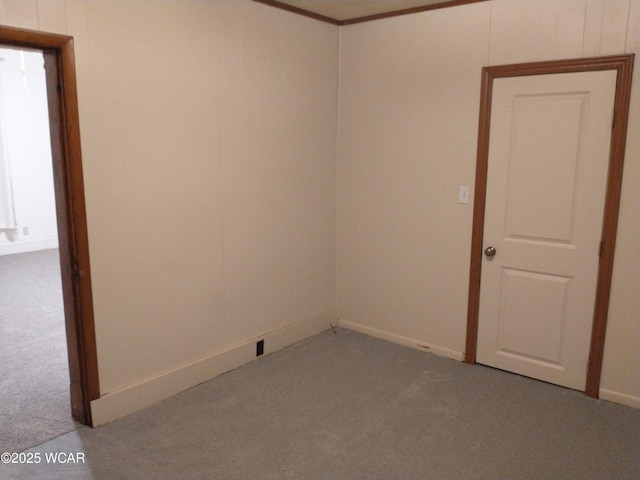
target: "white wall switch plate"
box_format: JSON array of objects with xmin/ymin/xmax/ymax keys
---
[{"xmin": 459, "ymin": 186, "xmax": 469, "ymax": 204}]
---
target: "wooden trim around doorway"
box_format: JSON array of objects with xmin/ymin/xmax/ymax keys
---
[
  {"xmin": 0, "ymin": 25, "xmax": 99, "ymax": 425},
  {"xmin": 465, "ymin": 54, "xmax": 634, "ymax": 399}
]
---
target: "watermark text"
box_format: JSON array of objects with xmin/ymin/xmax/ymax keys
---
[{"xmin": 2, "ymin": 451, "xmax": 86, "ymax": 465}]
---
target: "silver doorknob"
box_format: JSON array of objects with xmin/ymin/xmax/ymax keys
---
[{"xmin": 484, "ymin": 246, "xmax": 497, "ymax": 257}]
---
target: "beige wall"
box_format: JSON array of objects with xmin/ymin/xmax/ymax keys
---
[
  {"xmin": 0, "ymin": 0, "xmax": 338, "ymax": 418},
  {"xmin": 337, "ymin": 0, "xmax": 640, "ymax": 405},
  {"xmin": 338, "ymin": 3, "xmax": 490, "ymax": 356}
]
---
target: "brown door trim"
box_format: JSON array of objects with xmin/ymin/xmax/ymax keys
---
[
  {"xmin": 0, "ymin": 25, "xmax": 99, "ymax": 424},
  {"xmin": 464, "ymin": 54, "xmax": 634, "ymax": 398}
]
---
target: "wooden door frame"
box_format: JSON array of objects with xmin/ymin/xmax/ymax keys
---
[
  {"xmin": 0, "ymin": 25, "xmax": 99, "ymax": 425},
  {"xmin": 464, "ymin": 54, "xmax": 634, "ymax": 398}
]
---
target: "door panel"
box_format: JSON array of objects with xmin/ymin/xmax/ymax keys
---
[
  {"xmin": 477, "ymin": 70, "xmax": 617, "ymax": 390},
  {"xmin": 505, "ymin": 93, "xmax": 583, "ymax": 242},
  {"xmin": 498, "ymin": 268, "xmax": 569, "ymax": 366}
]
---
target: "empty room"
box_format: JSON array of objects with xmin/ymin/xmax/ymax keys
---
[{"xmin": 0, "ymin": 0, "xmax": 638, "ymax": 479}]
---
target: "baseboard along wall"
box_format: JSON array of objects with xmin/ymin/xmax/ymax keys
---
[
  {"xmin": 0, "ymin": 236, "xmax": 58, "ymax": 256},
  {"xmin": 91, "ymin": 312, "xmax": 638, "ymax": 426},
  {"xmin": 90, "ymin": 308, "xmax": 337, "ymax": 426},
  {"xmin": 338, "ymin": 319, "xmax": 640, "ymax": 409},
  {"xmin": 337, "ymin": 319, "xmax": 464, "ymax": 362},
  {"xmin": 599, "ymin": 389, "xmax": 640, "ymax": 409}
]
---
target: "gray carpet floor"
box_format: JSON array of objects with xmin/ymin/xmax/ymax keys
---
[
  {"xmin": 1, "ymin": 327, "xmax": 638, "ymax": 480},
  {"xmin": 0, "ymin": 249, "xmax": 79, "ymax": 454}
]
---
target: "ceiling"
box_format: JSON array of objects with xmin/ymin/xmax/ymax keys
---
[{"xmin": 254, "ymin": 0, "xmax": 485, "ymax": 25}]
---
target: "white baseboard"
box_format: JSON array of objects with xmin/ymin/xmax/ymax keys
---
[
  {"xmin": 599, "ymin": 389, "xmax": 640, "ymax": 409},
  {"xmin": 0, "ymin": 236, "xmax": 58, "ymax": 255},
  {"xmin": 90, "ymin": 313, "xmax": 637, "ymax": 426},
  {"xmin": 338, "ymin": 320, "xmax": 640, "ymax": 409},
  {"xmin": 90, "ymin": 308, "xmax": 337, "ymax": 427},
  {"xmin": 337, "ymin": 319, "xmax": 464, "ymax": 362}
]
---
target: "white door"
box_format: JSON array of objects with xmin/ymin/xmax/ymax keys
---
[{"xmin": 476, "ymin": 70, "xmax": 617, "ymax": 390}]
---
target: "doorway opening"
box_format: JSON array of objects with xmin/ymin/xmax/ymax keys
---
[
  {"xmin": 465, "ymin": 54, "xmax": 634, "ymax": 398},
  {"xmin": 0, "ymin": 25, "xmax": 99, "ymax": 426},
  {"xmin": 0, "ymin": 47, "xmax": 75, "ymax": 451}
]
